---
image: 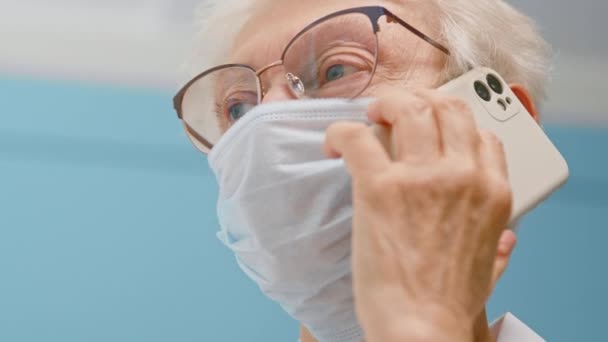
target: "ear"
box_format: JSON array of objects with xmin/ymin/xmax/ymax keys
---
[{"xmin": 510, "ymin": 84, "xmax": 539, "ymax": 123}]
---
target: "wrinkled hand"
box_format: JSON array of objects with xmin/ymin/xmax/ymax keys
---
[{"xmin": 324, "ymin": 88, "xmax": 513, "ymax": 342}]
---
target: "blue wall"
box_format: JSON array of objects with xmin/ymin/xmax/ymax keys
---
[{"xmin": 0, "ymin": 76, "xmax": 606, "ymax": 341}]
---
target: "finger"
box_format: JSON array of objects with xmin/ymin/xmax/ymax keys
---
[
  {"xmin": 372, "ymin": 124, "xmax": 393, "ymax": 157},
  {"xmin": 479, "ymin": 130, "xmax": 509, "ymax": 180},
  {"xmin": 324, "ymin": 121, "xmax": 391, "ymax": 178},
  {"xmin": 490, "ymin": 229, "xmax": 517, "ymax": 291},
  {"xmin": 368, "ymin": 88, "xmax": 441, "ymax": 163},
  {"xmin": 414, "ymin": 89, "xmax": 480, "ymax": 157}
]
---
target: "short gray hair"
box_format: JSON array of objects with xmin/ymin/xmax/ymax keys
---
[
  {"xmin": 187, "ymin": 0, "xmax": 552, "ymax": 109},
  {"xmin": 435, "ymin": 0, "xmax": 552, "ymax": 109},
  {"xmin": 184, "ymin": 0, "xmax": 253, "ymax": 77}
]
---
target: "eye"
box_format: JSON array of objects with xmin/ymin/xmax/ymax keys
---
[
  {"xmin": 317, "ymin": 53, "xmax": 373, "ymax": 89},
  {"xmin": 326, "ymin": 64, "xmax": 346, "ymax": 82},
  {"xmin": 227, "ymin": 101, "xmax": 255, "ymax": 122},
  {"xmin": 323, "ymin": 63, "xmax": 361, "ymax": 84},
  {"xmin": 216, "ymin": 90, "xmax": 258, "ymax": 124}
]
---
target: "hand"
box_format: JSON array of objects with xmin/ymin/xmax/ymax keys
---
[
  {"xmin": 324, "ymin": 88, "xmax": 513, "ymax": 342},
  {"xmin": 298, "ymin": 231, "xmax": 518, "ymax": 342}
]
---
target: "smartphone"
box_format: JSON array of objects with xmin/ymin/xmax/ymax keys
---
[{"xmin": 437, "ymin": 67, "xmax": 569, "ymax": 223}]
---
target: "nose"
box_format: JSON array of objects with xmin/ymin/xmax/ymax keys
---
[{"xmin": 262, "ymin": 83, "xmax": 297, "ymax": 103}]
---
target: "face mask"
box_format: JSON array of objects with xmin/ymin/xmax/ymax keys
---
[{"xmin": 208, "ymin": 98, "xmax": 373, "ymax": 342}]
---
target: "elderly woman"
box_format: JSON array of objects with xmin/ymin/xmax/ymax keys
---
[{"xmin": 174, "ymin": 0, "xmax": 551, "ymax": 341}]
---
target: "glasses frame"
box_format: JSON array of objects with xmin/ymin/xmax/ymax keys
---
[{"xmin": 173, "ymin": 5, "xmax": 450, "ymax": 153}]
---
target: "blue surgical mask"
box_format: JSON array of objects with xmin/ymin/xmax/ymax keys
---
[{"xmin": 208, "ymin": 98, "xmax": 372, "ymax": 342}]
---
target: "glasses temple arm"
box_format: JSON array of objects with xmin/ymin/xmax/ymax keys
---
[{"xmin": 385, "ymin": 12, "xmax": 450, "ymax": 55}]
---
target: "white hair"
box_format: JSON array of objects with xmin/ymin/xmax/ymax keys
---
[
  {"xmin": 183, "ymin": 0, "xmax": 254, "ymax": 78},
  {"xmin": 186, "ymin": 0, "xmax": 552, "ymax": 108},
  {"xmin": 434, "ymin": 1, "xmax": 552, "ymax": 109}
]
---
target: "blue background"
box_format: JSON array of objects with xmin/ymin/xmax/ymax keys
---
[{"xmin": 0, "ymin": 76, "xmax": 606, "ymax": 341}]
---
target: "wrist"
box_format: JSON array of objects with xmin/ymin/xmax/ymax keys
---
[
  {"xmin": 364, "ymin": 307, "xmax": 474, "ymax": 342},
  {"xmin": 473, "ymin": 311, "xmax": 495, "ymax": 342}
]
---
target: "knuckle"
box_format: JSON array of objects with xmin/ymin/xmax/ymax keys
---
[
  {"xmin": 328, "ymin": 122, "xmax": 367, "ymax": 142},
  {"xmin": 382, "ymin": 89, "xmax": 433, "ymax": 115},
  {"xmin": 476, "ymin": 173, "xmax": 512, "ymax": 216},
  {"xmin": 380, "ymin": 167, "xmax": 407, "ymax": 188},
  {"xmin": 401, "ymin": 172, "xmax": 434, "ymax": 191},
  {"xmin": 489, "ymin": 180, "xmax": 513, "ymax": 212},
  {"xmin": 368, "ymin": 173, "xmax": 393, "ymax": 194},
  {"xmin": 480, "ymin": 129, "xmax": 497, "ymax": 140},
  {"xmin": 446, "ymin": 160, "xmax": 479, "ymax": 188},
  {"xmin": 482, "ymin": 130, "xmax": 505, "ymax": 150},
  {"xmin": 366, "ymin": 170, "xmax": 405, "ymax": 201},
  {"xmin": 410, "ymin": 89, "xmax": 473, "ymax": 118},
  {"xmin": 446, "ymin": 97, "xmax": 472, "ymax": 114},
  {"xmin": 410, "ymin": 88, "xmax": 438, "ymax": 102},
  {"xmin": 398, "ymin": 169, "xmax": 448, "ymax": 200},
  {"xmin": 406, "ymin": 97, "xmax": 433, "ymax": 116},
  {"xmin": 439, "ymin": 96, "xmax": 477, "ymax": 127},
  {"xmin": 346, "ymin": 124, "xmax": 369, "ymax": 140},
  {"xmin": 433, "ymin": 95, "xmax": 464, "ymax": 113},
  {"xmin": 376, "ymin": 166, "xmax": 431, "ymax": 191}
]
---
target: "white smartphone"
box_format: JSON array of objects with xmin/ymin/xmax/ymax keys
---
[{"xmin": 438, "ymin": 67, "xmax": 569, "ymax": 223}]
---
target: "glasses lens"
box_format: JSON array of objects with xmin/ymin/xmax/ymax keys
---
[
  {"xmin": 283, "ymin": 13, "xmax": 378, "ymax": 99},
  {"xmin": 180, "ymin": 66, "xmax": 259, "ymax": 151}
]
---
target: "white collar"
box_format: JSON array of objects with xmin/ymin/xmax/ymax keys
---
[{"xmin": 491, "ymin": 312, "xmax": 545, "ymax": 342}]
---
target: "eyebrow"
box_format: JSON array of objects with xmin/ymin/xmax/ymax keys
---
[
  {"xmin": 383, "ymin": 0, "xmax": 408, "ymax": 6},
  {"xmin": 312, "ymin": 16, "xmax": 376, "ymax": 44},
  {"xmin": 213, "ymin": 71, "xmax": 256, "ymax": 101}
]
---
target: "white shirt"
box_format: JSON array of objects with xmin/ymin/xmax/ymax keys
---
[{"xmin": 491, "ymin": 312, "xmax": 545, "ymax": 342}]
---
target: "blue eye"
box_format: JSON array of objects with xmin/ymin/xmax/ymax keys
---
[
  {"xmin": 325, "ymin": 65, "xmax": 346, "ymax": 82},
  {"xmin": 228, "ymin": 102, "xmax": 252, "ymax": 122}
]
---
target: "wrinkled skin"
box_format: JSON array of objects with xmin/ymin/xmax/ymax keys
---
[
  {"xmin": 325, "ymin": 88, "xmax": 520, "ymax": 341},
  {"xmin": 211, "ymin": 0, "xmax": 539, "ymax": 341}
]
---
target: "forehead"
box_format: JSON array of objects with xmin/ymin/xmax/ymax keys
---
[{"xmin": 229, "ymin": 0, "xmax": 435, "ymax": 67}]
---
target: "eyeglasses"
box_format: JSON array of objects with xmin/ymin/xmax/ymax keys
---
[{"xmin": 173, "ymin": 6, "xmax": 450, "ymax": 154}]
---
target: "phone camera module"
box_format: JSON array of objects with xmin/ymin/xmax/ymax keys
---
[
  {"xmin": 486, "ymin": 74, "xmax": 503, "ymax": 94},
  {"xmin": 474, "ymin": 81, "xmax": 492, "ymax": 102}
]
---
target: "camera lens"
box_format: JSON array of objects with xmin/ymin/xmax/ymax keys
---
[
  {"xmin": 474, "ymin": 81, "xmax": 492, "ymax": 102},
  {"xmin": 486, "ymin": 74, "xmax": 503, "ymax": 94}
]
